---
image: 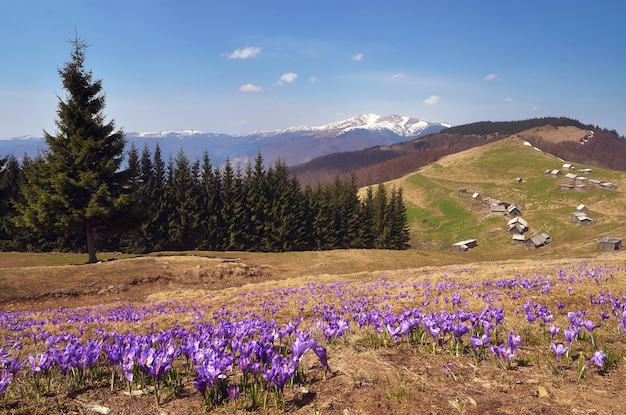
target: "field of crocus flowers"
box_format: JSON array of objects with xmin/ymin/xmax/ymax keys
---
[{"xmin": 2, "ymin": 251, "xmax": 626, "ymax": 414}]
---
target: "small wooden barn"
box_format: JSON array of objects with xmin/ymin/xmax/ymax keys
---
[
  {"xmin": 507, "ymin": 204, "xmax": 522, "ymax": 217},
  {"xmin": 507, "ymin": 216, "xmax": 528, "ymax": 235},
  {"xmin": 574, "ymin": 215, "xmax": 593, "ymax": 226},
  {"xmin": 598, "ymin": 237, "xmax": 623, "ymax": 251},
  {"xmin": 512, "ymin": 234, "xmax": 526, "ymax": 244},
  {"xmin": 601, "ymin": 182, "xmax": 617, "ymax": 191},
  {"xmin": 489, "ymin": 204, "xmax": 507, "ymax": 216},
  {"xmin": 524, "ymin": 233, "xmax": 552, "ymax": 250},
  {"xmin": 452, "ymin": 239, "xmax": 477, "ymax": 253}
]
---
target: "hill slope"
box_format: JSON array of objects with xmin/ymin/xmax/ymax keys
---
[
  {"xmin": 291, "ymin": 117, "xmax": 626, "ymax": 187},
  {"xmin": 384, "ymin": 137, "xmax": 626, "ymax": 260}
]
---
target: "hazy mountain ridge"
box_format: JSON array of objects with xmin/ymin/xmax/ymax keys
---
[{"xmin": 0, "ymin": 113, "xmax": 447, "ymax": 166}]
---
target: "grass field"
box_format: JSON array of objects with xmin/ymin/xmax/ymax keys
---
[{"xmin": 1, "ymin": 135, "xmax": 626, "ymax": 414}]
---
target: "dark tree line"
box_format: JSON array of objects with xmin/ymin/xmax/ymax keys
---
[
  {"xmin": 442, "ymin": 117, "xmax": 596, "ymax": 137},
  {"xmin": 115, "ymin": 147, "xmax": 410, "ymax": 252},
  {"xmin": 0, "ymin": 148, "xmax": 411, "ymax": 253}
]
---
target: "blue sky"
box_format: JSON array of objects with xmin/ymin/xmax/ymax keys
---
[{"xmin": 1, "ymin": 1, "xmax": 625, "ymax": 138}]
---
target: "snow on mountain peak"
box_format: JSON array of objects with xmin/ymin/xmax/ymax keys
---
[
  {"xmin": 137, "ymin": 130, "xmax": 204, "ymax": 138},
  {"xmin": 316, "ymin": 113, "xmax": 438, "ymax": 137},
  {"xmin": 250, "ymin": 113, "xmax": 448, "ymax": 138}
]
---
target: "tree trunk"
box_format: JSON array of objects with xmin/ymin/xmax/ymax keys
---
[{"xmin": 85, "ymin": 221, "xmax": 98, "ymax": 264}]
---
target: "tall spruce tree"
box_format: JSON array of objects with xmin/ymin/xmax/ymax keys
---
[
  {"xmin": 0, "ymin": 155, "xmax": 25, "ymax": 250},
  {"xmin": 16, "ymin": 35, "xmax": 131, "ymax": 263}
]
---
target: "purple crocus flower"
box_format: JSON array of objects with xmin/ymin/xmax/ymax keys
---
[
  {"xmin": 564, "ymin": 327, "xmax": 580, "ymax": 344},
  {"xmin": 8, "ymin": 357, "xmax": 24, "ymax": 376},
  {"xmin": 291, "ymin": 331, "xmax": 316, "ymax": 360},
  {"xmin": 28, "ymin": 352, "xmax": 53, "ymax": 375},
  {"xmin": 54, "ymin": 347, "xmax": 74, "ymax": 375},
  {"xmin": 312, "ymin": 343, "xmax": 331, "ymax": 373},
  {"xmin": 0, "ymin": 369, "xmax": 10, "ymax": 394},
  {"xmin": 227, "ymin": 384, "xmax": 239, "ymax": 399},
  {"xmin": 507, "ymin": 332, "xmax": 523, "ymax": 351},
  {"xmin": 582, "ymin": 320, "xmax": 598, "ymax": 335},
  {"xmin": 620, "ymin": 309, "xmax": 626, "ymax": 333},
  {"xmin": 470, "ymin": 333, "xmax": 490, "ymax": 349},
  {"xmin": 548, "ymin": 325, "xmax": 560, "ymax": 338},
  {"xmin": 121, "ymin": 349, "xmax": 136, "ymax": 383},
  {"xmin": 550, "ymin": 342, "xmax": 568, "ymax": 362},
  {"xmin": 587, "ymin": 350, "xmax": 606, "ymax": 369}
]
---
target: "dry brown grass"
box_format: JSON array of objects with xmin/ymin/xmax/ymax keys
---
[
  {"xmin": 3, "ymin": 250, "xmax": 626, "ymax": 414},
  {"xmin": 517, "ymin": 125, "xmax": 589, "ymax": 144}
]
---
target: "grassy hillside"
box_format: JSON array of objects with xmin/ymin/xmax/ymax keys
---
[
  {"xmin": 292, "ymin": 117, "xmax": 626, "ymax": 188},
  {"xmin": 384, "ymin": 137, "xmax": 626, "ymax": 260}
]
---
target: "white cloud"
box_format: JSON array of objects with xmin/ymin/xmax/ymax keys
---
[
  {"xmin": 390, "ymin": 73, "xmax": 405, "ymax": 80},
  {"xmin": 277, "ymin": 72, "xmax": 298, "ymax": 85},
  {"xmin": 239, "ymin": 84, "xmax": 262, "ymax": 92},
  {"xmin": 483, "ymin": 74, "xmax": 498, "ymax": 81},
  {"xmin": 531, "ymin": 105, "xmax": 540, "ymax": 112},
  {"xmin": 309, "ymin": 76, "xmax": 320, "ymax": 83},
  {"xmin": 228, "ymin": 47, "xmax": 262, "ymax": 59},
  {"xmin": 423, "ymin": 95, "xmax": 440, "ymax": 105},
  {"xmin": 352, "ymin": 53, "xmax": 363, "ymax": 61},
  {"xmin": 504, "ymin": 97, "xmax": 513, "ymax": 102}
]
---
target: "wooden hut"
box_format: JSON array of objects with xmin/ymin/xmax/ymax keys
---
[
  {"xmin": 489, "ymin": 204, "xmax": 507, "ymax": 216},
  {"xmin": 507, "ymin": 204, "xmax": 522, "ymax": 217},
  {"xmin": 576, "ymin": 204, "xmax": 589, "ymax": 214},
  {"xmin": 598, "ymin": 237, "xmax": 623, "ymax": 251},
  {"xmin": 524, "ymin": 233, "xmax": 552, "ymax": 250},
  {"xmin": 512, "ymin": 234, "xmax": 526, "ymax": 244},
  {"xmin": 452, "ymin": 239, "xmax": 477, "ymax": 253},
  {"xmin": 507, "ymin": 216, "xmax": 528, "ymax": 235},
  {"xmin": 574, "ymin": 215, "xmax": 593, "ymax": 226}
]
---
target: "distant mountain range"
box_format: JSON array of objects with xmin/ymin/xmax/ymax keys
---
[{"xmin": 0, "ymin": 114, "xmax": 450, "ymax": 166}]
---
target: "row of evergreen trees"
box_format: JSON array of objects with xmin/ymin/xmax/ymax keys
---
[
  {"xmin": 127, "ymin": 146, "xmax": 410, "ymax": 252},
  {"xmin": 0, "ymin": 148, "xmax": 411, "ymax": 253}
]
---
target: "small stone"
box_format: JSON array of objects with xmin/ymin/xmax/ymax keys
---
[{"xmin": 537, "ymin": 386, "xmax": 549, "ymax": 399}]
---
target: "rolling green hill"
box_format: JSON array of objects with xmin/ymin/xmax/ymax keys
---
[{"xmin": 383, "ymin": 137, "xmax": 626, "ymax": 261}]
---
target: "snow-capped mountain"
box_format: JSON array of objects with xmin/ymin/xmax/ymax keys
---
[
  {"xmin": 0, "ymin": 114, "xmax": 450, "ymax": 166},
  {"xmin": 247, "ymin": 113, "xmax": 450, "ymax": 139}
]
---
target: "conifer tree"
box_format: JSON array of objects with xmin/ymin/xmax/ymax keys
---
[
  {"xmin": 109, "ymin": 143, "xmax": 146, "ymax": 252},
  {"xmin": 388, "ymin": 186, "xmax": 410, "ymax": 249},
  {"xmin": 140, "ymin": 143, "xmax": 170, "ymax": 252},
  {"xmin": 359, "ymin": 186, "xmax": 376, "ymax": 248},
  {"xmin": 168, "ymin": 149, "xmax": 201, "ymax": 250},
  {"xmin": 335, "ymin": 173, "xmax": 361, "ymax": 248},
  {"xmin": 372, "ymin": 183, "xmax": 391, "ymax": 249},
  {"xmin": 264, "ymin": 159, "xmax": 304, "ymax": 251},
  {"xmin": 230, "ymin": 165, "xmax": 248, "ymax": 250},
  {"xmin": 218, "ymin": 159, "xmax": 237, "ymax": 249},
  {"xmin": 244, "ymin": 152, "xmax": 268, "ymax": 251},
  {"xmin": 199, "ymin": 152, "xmax": 222, "ymax": 250},
  {"xmin": 312, "ymin": 183, "xmax": 337, "ymax": 250},
  {"xmin": 16, "ymin": 35, "xmax": 132, "ymax": 263},
  {"xmin": 0, "ymin": 155, "xmax": 25, "ymax": 250}
]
